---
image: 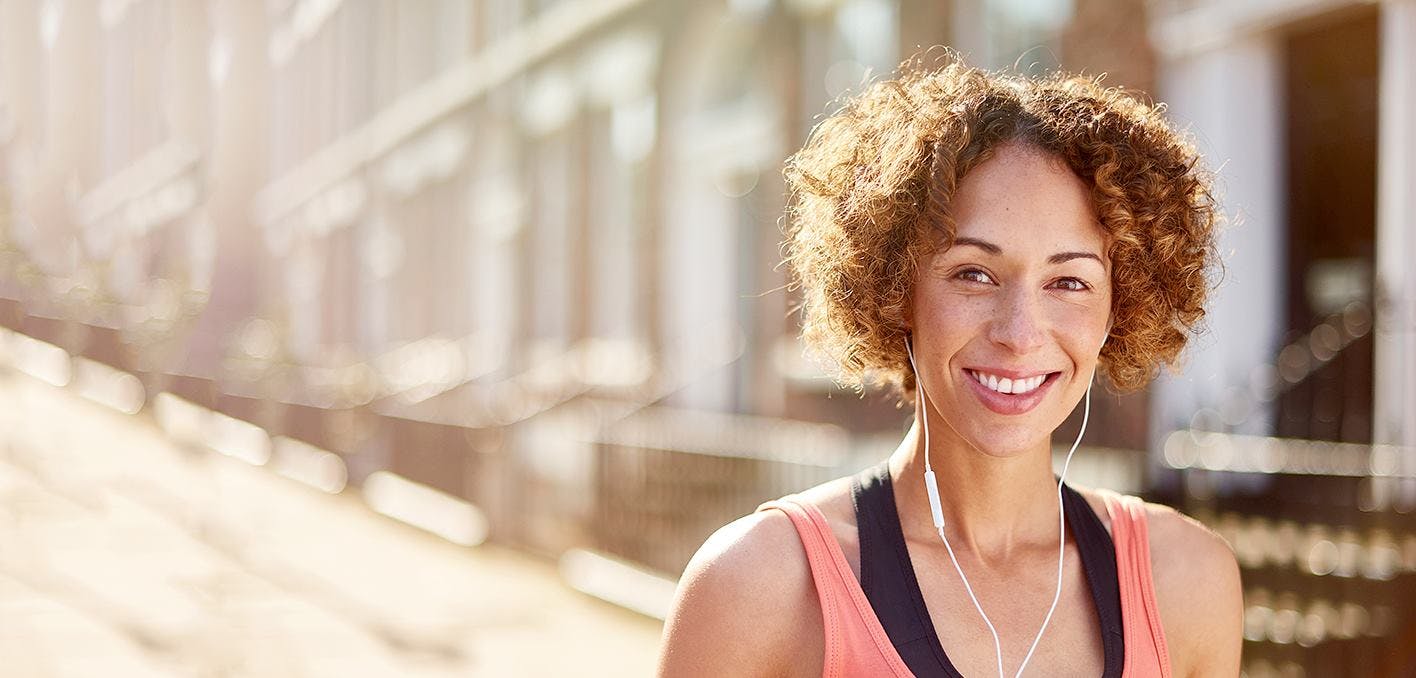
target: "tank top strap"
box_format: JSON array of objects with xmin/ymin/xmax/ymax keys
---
[
  {"xmin": 1060, "ymin": 483, "xmax": 1126, "ymax": 677},
  {"xmin": 1099, "ymin": 491, "xmax": 1173, "ymax": 678},
  {"xmin": 755, "ymin": 497, "xmax": 914, "ymax": 678},
  {"xmin": 851, "ymin": 463, "xmax": 965, "ymax": 676}
]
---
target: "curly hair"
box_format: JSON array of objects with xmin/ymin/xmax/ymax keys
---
[{"xmin": 782, "ymin": 54, "xmax": 1219, "ymax": 402}]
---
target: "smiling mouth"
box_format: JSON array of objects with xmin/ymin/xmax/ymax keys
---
[{"xmin": 961, "ymin": 369, "xmax": 1062, "ymax": 415}]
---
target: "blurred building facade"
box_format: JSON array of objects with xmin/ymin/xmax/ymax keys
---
[
  {"xmin": 1144, "ymin": 2, "xmax": 1416, "ymax": 675},
  {"xmin": 1, "ymin": 0, "xmax": 1414, "ymax": 675}
]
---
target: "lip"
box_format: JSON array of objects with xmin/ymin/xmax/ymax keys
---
[{"xmin": 962, "ymin": 369, "xmax": 1061, "ymax": 415}]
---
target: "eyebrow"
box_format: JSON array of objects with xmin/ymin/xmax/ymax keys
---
[{"xmin": 950, "ymin": 236, "xmax": 1103, "ymax": 266}]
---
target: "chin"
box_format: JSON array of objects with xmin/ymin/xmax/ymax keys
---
[{"xmin": 963, "ymin": 425, "xmax": 1050, "ymax": 458}]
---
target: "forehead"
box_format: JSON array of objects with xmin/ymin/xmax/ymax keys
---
[{"xmin": 946, "ymin": 142, "xmax": 1107, "ymax": 255}]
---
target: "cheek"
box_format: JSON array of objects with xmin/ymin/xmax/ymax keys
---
[
  {"xmin": 1064, "ymin": 303, "xmax": 1109, "ymax": 331},
  {"xmin": 1045, "ymin": 305, "xmax": 1110, "ymax": 354},
  {"xmin": 923, "ymin": 296, "xmax": 992, "ymax": 341}
]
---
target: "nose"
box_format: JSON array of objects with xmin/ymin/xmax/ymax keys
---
[{"xmin": 988, "ymin": 286, "xmax": 1047, "ymax": 354}]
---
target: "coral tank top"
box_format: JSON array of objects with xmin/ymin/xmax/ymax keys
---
[{"xmin": 755, "ymin": 479, "xmax": 1170, "ymax": 677}]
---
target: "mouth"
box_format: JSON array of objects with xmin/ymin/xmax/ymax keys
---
[{"xmin": 962, "ymin": 368, "xmax": 1062, "ymax": 415}]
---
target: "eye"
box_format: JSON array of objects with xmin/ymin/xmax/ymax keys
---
[
  {"xmin": 954, "ymin": 268, "xmax": 995, "ymax": 285},
  {"xmin": 1051, "ymin": 277, "xmax": 1091, "ymax": 292}
]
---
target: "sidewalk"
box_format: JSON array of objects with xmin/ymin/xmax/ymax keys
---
[{"xmin": 0, "ymin": 367, "xmax": 664, "ymax": 677}]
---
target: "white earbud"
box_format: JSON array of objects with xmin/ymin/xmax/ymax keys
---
[{"xmin": 903, "ymin": 336, "xmax": 1091, "ymax": 678}]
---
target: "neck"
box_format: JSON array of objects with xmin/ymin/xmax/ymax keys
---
[{"xmin": 888, "ymin": 416, "xmax": 1063, "ymax": 565}]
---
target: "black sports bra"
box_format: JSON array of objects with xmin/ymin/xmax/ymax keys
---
[{"xmin": 849, "ymin": 461, "xmax": 1125, "ymax": 677}]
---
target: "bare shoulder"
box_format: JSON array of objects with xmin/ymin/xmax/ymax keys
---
[
  {"xmin": 1142, "ymin": 500, "xmax": 1241, "ymax": 602},
  {"xmin": 1141, "ymin": 500, "xmax": 1244, "ymax": 678},
  {"xmin": 1066, "ymin": 487, "xmax": 1243, "ymax": 677},
  {"xmin": 656, "ymin": 506, "xmax": 820, "ymax": 678},
  {"xmin": 1068, "ymin": 485, "xmax": 1115, "ymax": 534}
]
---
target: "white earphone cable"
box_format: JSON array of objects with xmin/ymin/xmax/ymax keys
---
[{"xmin": 905, "ymin": 338, "xmax": 1091, "ymax": 678}]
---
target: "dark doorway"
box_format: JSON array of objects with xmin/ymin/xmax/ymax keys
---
[{"xmin": 1277, "ymin": 6, "xmax": 1379, "ymax": 444}]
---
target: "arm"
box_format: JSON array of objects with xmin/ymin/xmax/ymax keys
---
[
  {"xmin": 657, "ymin": 511, "xmax": 816, "ymax": 678},
  {"xmin": 1147, "ymin": 505, "xmax": 1245, "ymax": 677}
]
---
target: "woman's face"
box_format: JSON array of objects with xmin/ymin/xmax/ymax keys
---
[{"xmin": 910, "ymin": 140, "xmax": 1112, "ymax": 457}]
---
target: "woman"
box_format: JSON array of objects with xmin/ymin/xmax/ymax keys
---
[{"xmin": 657, "ymin": 56, "xmax": 1242, "ymax": 677}]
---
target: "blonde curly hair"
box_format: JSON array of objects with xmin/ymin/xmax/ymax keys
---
[{"xmin": 782, "ymin": 54, "xmax": 1219, "ymax": 403}]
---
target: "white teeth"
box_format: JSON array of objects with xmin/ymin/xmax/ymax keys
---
[{"xmin": 969, "ymin": 370, "xmax": 1048, "ymax": 395}]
